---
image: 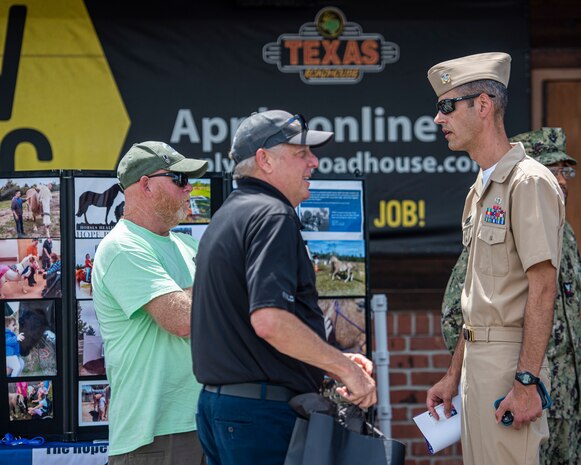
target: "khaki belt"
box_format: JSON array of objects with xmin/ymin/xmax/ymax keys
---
[
  {"xmin": 462, "ymin": 325, "xmax": 522, "ymax": 343},
  {"xmin": 203, "ymin": 383, "xmax": 297, "ymax": 402}
]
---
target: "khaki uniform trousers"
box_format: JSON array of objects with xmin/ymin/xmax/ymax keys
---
[{"xmin": 461, "ymin": 334, "xmax": 550, "ymax": 465}]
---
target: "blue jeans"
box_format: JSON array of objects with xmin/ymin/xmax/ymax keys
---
[{"xmin": 197, "ymin": 388, "xmax": 298, "ymax": 465}]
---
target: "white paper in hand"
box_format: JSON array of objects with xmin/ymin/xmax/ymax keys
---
[{"xmin": 412, "ymin": 393, "xmax": 461, "ymax": 454}]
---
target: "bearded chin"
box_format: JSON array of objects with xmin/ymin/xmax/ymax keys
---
[
  {"xmin": 153, "ymin": 194, "xmax": 189, "ymax": 228},
  {"xmin": 176, "ymin": 204, "xmax": 189, "ymax": 222}
]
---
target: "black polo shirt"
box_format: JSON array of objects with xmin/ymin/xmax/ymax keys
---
[{"xmin": 191, "ymin": 177, "xmax": 326, "ymax": 393}]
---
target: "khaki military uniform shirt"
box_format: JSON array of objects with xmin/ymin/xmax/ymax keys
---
[{"xmin": 461, "ymin": 143, "xmax": 564, "ymax": 328}]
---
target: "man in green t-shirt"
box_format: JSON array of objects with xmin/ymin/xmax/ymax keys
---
[{"xmin": 92, "ymin": 141, "xmax": 207, "ymax": 465}]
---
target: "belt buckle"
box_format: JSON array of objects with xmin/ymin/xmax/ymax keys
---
[{"xmin": 463, "ymin": 327, "xmax": 475, "ymax": 342}]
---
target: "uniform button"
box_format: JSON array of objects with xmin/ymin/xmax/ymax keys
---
[
  {"xmin": 489, "ymin": 235, "xmax": 493, "ymax": 240},
  {"xmin": 228, "ymin": 426, "xmax": 234, "ymax": 433}
]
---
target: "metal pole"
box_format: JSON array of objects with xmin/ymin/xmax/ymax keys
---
[{"xmin": 371, "ymin": 293, "xmax": 391, "ymax": 436}]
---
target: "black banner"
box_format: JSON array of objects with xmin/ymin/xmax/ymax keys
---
[{"xmin": 2, "ymin": 1, "xmax": 530, "ymax": 254}]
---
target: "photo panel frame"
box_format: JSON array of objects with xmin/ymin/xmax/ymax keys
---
[
  {"xmin": 319, "ymin": 297, "xmax": 367, "ymax": 355},
  {"xmin": 5, "ymin": 300, "xmax": 57, "ymax": 378},
  {"xmin": 0, "ymin": 176, "xmax": 61, "ymax": 240},
  {"xmin": 78, "ymin": 380, "xmax": 110, "ymax": 427},
  {"xmin": 74, "ymin": 177, "xmax": 125, "ymax": 239},
  {"xmin": 77, "ymin": 301, "xmax": 106, "ymax": 377},
  {"xmin": 8, "ymin": 379, "xmax": 54, "ymax": 422},
  {"xmin": 306, "ymin": 240, "xmax": 366, "ymax": 297},
  {"xmin": 299, "ymin": 180, "xmax": 364, "ymax": 242},
  {"xmin": 184, "ymin": 178, "xmax": 212, "ymax": 224},
  {"xmin": 171, "ymin": 224, "xmax": 208, "ymax": 241},
  {"xmin": 0, "ymin": 238, "xmax": 62, "ymax": 300},
  {"xmin": 74, "ymin": 238, "xmax": 102, "ymax": 299}
]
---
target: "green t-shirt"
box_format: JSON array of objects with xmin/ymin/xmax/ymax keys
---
[{"xmin": 92, "ymin": 219, "xmax": 201, "ymax": 455}]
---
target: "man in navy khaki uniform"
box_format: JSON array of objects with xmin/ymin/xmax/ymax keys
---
[
  {"xmin": 441, "ymin": 127, "xmax": 581, "ymax": 465},
  {"xmin": 425, "ymin": 53, "xmax": 565, "ymax": 465},
  {"xmin": 191, "ymin": 110, "xmax": 377, "ymax": 465}
]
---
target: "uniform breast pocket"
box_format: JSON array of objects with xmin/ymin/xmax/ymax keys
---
[{"xmin": 476, "ymin": 225, "xmax": 509, "ymax": 276}]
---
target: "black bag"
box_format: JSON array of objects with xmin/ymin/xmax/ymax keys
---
[{"xmin": 284, "ymin": 395, "xmax": 406, "ymax": 465}]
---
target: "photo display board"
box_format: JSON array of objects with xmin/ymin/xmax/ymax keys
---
[
  {"xmin": 298, "ymin": 179, "xmax": 370, "ymax": 357},
  {"xmin": 0, "ymin": 170, "xmax": 225, "ymax": 441},
  {"xmin": 72, "ymin": 172, "xmax": 223, "ymax": 440},
  {"xmin": 0, "ymin": 174, "xmax": 64, "ymax": 437},
  {"xmin": 0, "ymin": 172, "xmax": 366, "ymax": 439}
]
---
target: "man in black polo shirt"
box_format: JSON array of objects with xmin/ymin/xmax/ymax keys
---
[{"xmin": 191, "ymin": 110, "xmax": 377, "ymax": 465}]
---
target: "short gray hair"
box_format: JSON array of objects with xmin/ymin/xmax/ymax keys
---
[
  {"xmin": 457, "ymin": 79, "xmax": 508, "ymax": 119},
  {"xmin": 230, "ymin": 151, "xmax": 257, "ymax": 180},
  {"xmin": 230, "ymin": 145, "xmax": 286, "ymax": 180}
]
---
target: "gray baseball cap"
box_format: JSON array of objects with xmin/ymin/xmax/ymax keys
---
[
  {"xmin": 230, "ymin": 110, "xmax": 334, "ymax": 164},
  {"xmin": 117, "ymin": 141, "xmax": 208, "ymax": 189}
]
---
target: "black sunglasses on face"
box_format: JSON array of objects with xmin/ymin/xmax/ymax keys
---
[
  {"xmin": 437, "ymin": 93, "xmax": 496, "ymax": 115},
  {"xmin": 147, "ymin": 172, "xmax": 190, "ymax": 188}
]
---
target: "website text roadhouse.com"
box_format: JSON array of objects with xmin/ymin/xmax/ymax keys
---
[{"xmin": 203, "ymin": 150, "xmax": 479, "ymax": 175}]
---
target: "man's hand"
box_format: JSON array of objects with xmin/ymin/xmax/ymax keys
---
[
  {"xmin": 334, "ymin": 353, "xmax": 376, "ymax": 408},
  {"xmin": 426, "ymin": 374, "xmax": 459, "ymax": 420},
  {"xmin": 494, "ymin": 383, "xmax": 542, "ymax": 430},
  {"xmin": 251, "ymin": 309, "xmax": 377, "ymax": 408}
]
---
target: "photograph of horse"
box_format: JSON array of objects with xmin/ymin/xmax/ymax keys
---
[
  {"xmin": 0, "ymin": 254, "xmax": 37, "ymax": 299},
  {"xmin": 76, "ymin": 182, "xmax": 124, "ymax": 225},
  {"xmin": 5, "ymin": 301, "xmax": 57, "ymax": 378},
  {"xmin": 319, "ymin": 298, "xmax": 367, "ymax": 354},
  {"xmin": 9, "ymin": 380, "xmax": 54, "ymax": 421},
  {"xmin": 0, "ymin": 239, "xmax": 61, "ymax": 299},
  {"xmin": 306, "ymin": 240, "xmax": 366, "ymax": 297},
  {"xmin": 0, "ymin": 177, "xmax": 60, "ymax": 239}
]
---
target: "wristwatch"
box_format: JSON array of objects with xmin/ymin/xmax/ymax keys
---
[{"xmin": 515, "ymin": 371, "xmax": 540, "ymax": 386}]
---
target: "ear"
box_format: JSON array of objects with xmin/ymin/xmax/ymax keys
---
[
  {"xmin": 477, "ymin": 93, "xmax": 494, "ymax": 118},
  {"xmin": 137, "ymin": 176, "xmax": 152, "ymax": 194},
  {"xmin": 255, "ymin": 148, "xmax": 274, "ymax": 174}
]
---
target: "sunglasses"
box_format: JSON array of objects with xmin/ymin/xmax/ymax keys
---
[
  {"xmin": 284, "ymin": 113, "xmax": 308, "ymax": 131},
  {"xmin": 547, "ymin": 166, "xmax": 575, "ymax": 179},
  {"xmin": 147, "ymin": 172, "xmax": 190, "ymax": 188},
  {"xmin": 436, "ymin": 93, "xmax": 495, "ymax": 115},
  {"xmin": 262, "ymin": 113, "xmax": 309, "ymax": 150}
]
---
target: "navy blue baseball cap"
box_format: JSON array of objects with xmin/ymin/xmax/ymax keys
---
[{"xmin": 230, "ymin": 110, "xmax": 334, "ymax": 164}]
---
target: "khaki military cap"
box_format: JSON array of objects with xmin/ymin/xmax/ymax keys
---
[
  {"xmin": 427, "ymin": 52, "xmax": 512, "ymax": 97},
  {"xmin": 511, "ymin": 128, "xmax": 577, "ymax": 166}
]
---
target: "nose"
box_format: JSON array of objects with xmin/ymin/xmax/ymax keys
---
[
  {"xmin": 308, "ymin": 149, "xmax": 319, "ymax": 169},
  {"xmin": 434, "ymin": 111, "xmax": 445, "ymax": 125},
  {"xmin": 556, "ymin": 172, "xmax": 568, "ymax": 188},
  {"xmin": 184, "ymin": 183, "xmax": 193, "ymax": 194}
]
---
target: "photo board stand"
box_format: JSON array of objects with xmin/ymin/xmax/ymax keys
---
[{"xmin": 0, "ymin": 169, "xmax": 225, "ymax": 441}]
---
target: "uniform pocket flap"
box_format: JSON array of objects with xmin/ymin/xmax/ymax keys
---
[{"xmin": 478, "ymin": 225, "xmax": 507, "ymax": 245}]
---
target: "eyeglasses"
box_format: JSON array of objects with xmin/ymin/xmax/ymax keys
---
[
  {"xmin": 436, "ymin": 93, "xmax": 496, "ymax": 115},
  {"xmin": 147, "ymin": 172, "xmax": 190, "ymax": 188},
  {"xmin": 547, "ymin": 166, "xmax": 576, "ymax": 179}
]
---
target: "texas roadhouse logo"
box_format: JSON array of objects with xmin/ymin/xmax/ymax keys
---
[{"xmin": 263, "ymin": 7, "xmax": 400, "ymax": 85}]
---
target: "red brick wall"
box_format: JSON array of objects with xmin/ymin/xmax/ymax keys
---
[{"xmin": 381, "ymin": 309, "xmax": 463, "ymax": 465}]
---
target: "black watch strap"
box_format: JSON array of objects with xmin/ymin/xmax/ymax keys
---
[{"xmin": 515, "ymin": 371, "xmax": 540, "ymax": 386}]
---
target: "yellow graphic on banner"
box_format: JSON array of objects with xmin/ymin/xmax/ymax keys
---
[
  {"xmin": 373, "ymin": 200, "xmax": 426, "ymax": 228},
  {"xmin": 0, "ymin": 0, "xmax": 129, "ymax": 170}
]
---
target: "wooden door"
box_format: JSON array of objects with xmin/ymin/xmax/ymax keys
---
[{"xmin": 532, "ymin": 70, "xmax": 581, "ymax": 238}]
